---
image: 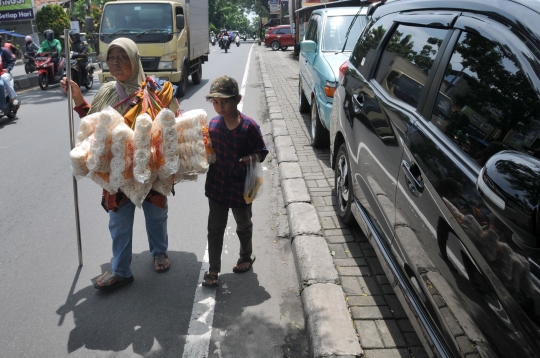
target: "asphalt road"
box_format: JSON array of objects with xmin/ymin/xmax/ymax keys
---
[{"xmin": 0, "ymin": 40, "xmax": 308, "ymax": 357}]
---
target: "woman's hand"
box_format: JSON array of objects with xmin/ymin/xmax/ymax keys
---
[{"xmin": 60, "ymin": 77, "xmax": 85, "ymax": 106}]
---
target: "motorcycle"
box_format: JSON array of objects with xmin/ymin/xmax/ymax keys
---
[
  {"xmin": 235, "ymin": 36, "xmax": 240, "ymax": 47},
  {"xmin": 0, "ymin": 73, "xmax": 20, "ymax": 119},
  {"xmin": 23, "ymin": 51, "xmax": 38, "ymax": 74},
  {"xmin": 70, "ymin": 52, "xmax": 94, "ymax": 90},
  {"xmin": 221, "ymin": 35, "xmax": 230, "ymax": 53},
  {"xmin": 210, "ymin": 35, "xmax": 216, "ymax": 46},
  {"xmin": 35, "ymin": 52, "xmax": 66, "ymax": 90}
]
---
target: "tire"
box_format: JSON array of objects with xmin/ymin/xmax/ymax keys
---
[
  {"xmin": 84, "ymin": 71, "xmax": 94, "ymax": 89},
  {"xmin": 271, "ymin": 41, "xmax": 280, "ymax": 51},
  {"xmin": 280, "ymin": 46, "xmax": 288, "ymax": 51},
  {"xmin": 191, "ymin": 61, "xmax": 202, "ymax": 85},
  {"xmin": 310, "ymin": 99, "xmax": 330, "ymax": 148},
  {"xmin": 24, "ymin": 63, "xmax": 30, "ymax": 74},
  {"xmin": 176, "ymin": 63, "xmax": 188, "ymax": 98},
  {"xmin": 299, "ymin": 79, "xmax": 309, "ymax": 113},
  {"xmin": 335, "ymin": 144, "xmax": 356, "ymax": 225},
  {"xmin": 225, "ymin": 47, "xmax": 228, "ymax": 53},
  {"xmin": 39, "ymin": 73, "xmax": 48, "ymax": 90}
]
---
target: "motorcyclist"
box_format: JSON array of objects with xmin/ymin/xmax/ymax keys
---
[
  {"xmin": 70, "ymin": 32, "xmax": 89, "ymax": 85},
  {"xmin": 38, "ymin": 29, "xmax": 62, "ymax": 74},
  {"xmin": 24, "ymin": 35, "xmax": 39, "ymax": 55},
  {"xmin": 218, "ymin": 29, "xmax": 229, "ymax": 48},
  {"xmin": 0, "ymin": 39, "xmax": 16, "ymax": 116},
  {"xmin": 3, "ymin": 38, "xmax": 19, "ymax": 59}
]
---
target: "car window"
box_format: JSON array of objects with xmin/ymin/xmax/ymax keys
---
[
  {"xmin": 322, "ymin": 15, "xmax": 367, "ymax": 52},
  {"xmin": 305, "ymin": 14, "xmax": 319, "ymax": 42},
  {"xmin": 350, "ymin": 15, "xmax": 394, "ymax": 76},
  {"xmin": 280, "ymin": 27, "xmax": 291, "ymax": 35},
  {"xmin": 375, "ymin": 24, "xmax": 448, "ymax": 110},
  {"xmin": 432, "ymin": 31, "xmax": 540, "ymax": 166}
]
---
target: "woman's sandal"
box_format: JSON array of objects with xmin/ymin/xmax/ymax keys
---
[
  {"xmin": 154, "ymin": 252, "xmax": 170, "ymax": 273},
  {"xmin": 233, "ymin": 254, "xmax": 256, "ymax": 274},
  {"xmin": 202, "ymin": 271, "xmax": 219, "ymax": 287},
  {"xmin": 94, "ymin": 271, "xmax": 134, "ymax": 291}
]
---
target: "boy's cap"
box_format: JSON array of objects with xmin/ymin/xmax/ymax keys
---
[{"xmin": 206, "ymin": 76, "xmax": 239, "ymax": 98}]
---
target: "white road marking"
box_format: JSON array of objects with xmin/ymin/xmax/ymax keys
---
[{"xmin": 182, "ymin": 44, "xmax": 254, "ymax": 358}]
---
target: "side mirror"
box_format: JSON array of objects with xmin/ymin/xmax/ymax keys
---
[
  {"xmin": 300, "ymin": 40, "xmax": 316, "ymax": 53},
  {"xmin": 477, "ymin": 150, "xmax": 540, "ymax": 255},
  {"xmin": 176, "ymin": 14, "xmax": 185, "ymax": 31},
  {"xmin": 85, "ymin": 16, "xmax": 94, "ymax": 32}
]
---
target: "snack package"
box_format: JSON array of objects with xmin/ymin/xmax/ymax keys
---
[
  {"xmin": 173, "ymin": 172, "xmax": 198, "ymax": 183},
  {"xmin": 88, "ymin": 170, "xmax": 116, "ymax": 194},
  {"xmin": 86, "ymin": 120, "xmax": 111, "ymax": 173},
  {"xmin": 133, "ymin": 113, "xmax": 153, "ymax": 184},
  {"xmin": 76, "ymin": 112, "xmax": 102, "ymax": 143},
  {"xmin": 70, "ymin": 136, "xmax": 92, "ymax": 178},
  {"xmin": 110, "ymin": 123, "xmax": 135, "ymax": 191},
  {"xmin": 243, "ymin": 157, "xmax": 264, "ymax": 203},
  {"xmin": 174, "ymin": 109, "xmax": 210, "ymax": 175},
  {"xmin": 153, "ymin": 109, "xmax": 179, "ymax": 180},
  {"xmin": 152, "ymin": 175, "xmax": 175, "ymax": 196}
]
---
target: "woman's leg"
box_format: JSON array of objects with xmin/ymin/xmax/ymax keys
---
[
  {"xmin": 142, "ymin": 200, "xmax": 169, "ymax": 256},
  {"xmin": 108, "ymin": 200, "xmax": 136, "ymax": 278},
  {"xmin": 207, "ymin": 198, "xmax": 230, "ymax": 274}
]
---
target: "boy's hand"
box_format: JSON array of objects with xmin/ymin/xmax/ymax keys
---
[{"xmin": 240, "ymin": 153, "xmax": 261, "ymax": 164}]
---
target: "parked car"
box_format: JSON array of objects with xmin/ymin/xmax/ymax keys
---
[
  {"xmin": 299, "ymin": 6, "xmax": 368, "ymax": 147},
  {"xmin": 330, "ymin": 0, "xmax": 540, "ymax": 357},
  {"xmin": 264, "ymin": 25, "xmax": 294, "ymax": 51}
]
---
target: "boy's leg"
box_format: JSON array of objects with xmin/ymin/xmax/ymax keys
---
[
  {"xmin": 142, "ymin": 200, "xmax": 169, "ymax": 269},
  {"xmin": 108, "ymin": 200, "xmax": 136, "ymax": 279},
  {"xmin": 231, "ymin": 204, "xmax": 253, "ymax": 265},
  {"xmin": 207, "ymin": 198, "xmax": 230, "ymax": 273}
]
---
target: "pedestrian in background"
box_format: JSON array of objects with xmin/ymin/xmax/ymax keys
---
[{"xmin": 202, "ymin": 76, "xmax": 268, "ymax": 287}]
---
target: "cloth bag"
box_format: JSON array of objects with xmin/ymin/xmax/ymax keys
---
[{"xmin": 243, "ymin": 156, "xmax": 264, "ymax": 204}]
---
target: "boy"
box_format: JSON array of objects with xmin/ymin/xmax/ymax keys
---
[{"xmin": 203, "ymin": 76, "xmax": 268, "ymax": 287}]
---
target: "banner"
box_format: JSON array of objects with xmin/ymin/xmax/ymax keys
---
[
  {"xmin": 270, "ymin": 0, "xmax": 279, "ymax": 14},
  {"xmin": 0, "ymin": 0, "xmax": 35, "ymax": 22}
]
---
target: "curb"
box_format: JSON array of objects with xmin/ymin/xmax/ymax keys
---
[{"xmin": 258, "ymin": 46, "xmax": 363, "ymax": 358}]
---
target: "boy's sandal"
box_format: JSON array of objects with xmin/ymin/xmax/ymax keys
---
[
  {"xmin": 154, "ymin": 252, "xmax": 170, "ymax": 273},
  {"xmin": 94, "ymin": 271, "xmax": 134, "ymax": 291},
  {"xmin": 233, "ymin": 254, "xmax": 256, "ymax": 274},
  {"xmin": 202, "ymin": 271, "xmax": 219, "ymax": 287}
]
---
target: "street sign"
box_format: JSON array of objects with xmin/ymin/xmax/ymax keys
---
[{"xmin": 0, "ymin": 0, "xmax": 35, "ymax": 21}]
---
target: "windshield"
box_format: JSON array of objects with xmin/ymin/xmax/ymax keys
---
[
  {"xmin": 101, "ymin": 3, "xmax": 173, "ymax": 34},
  {"xmin": 323, "ymin": 15, "xmax": 366, "ymax": 52}
]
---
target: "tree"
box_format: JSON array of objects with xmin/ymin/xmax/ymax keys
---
[{"xmin": 35, "ymin": 5, "xmax": 71, "ymax": 39}]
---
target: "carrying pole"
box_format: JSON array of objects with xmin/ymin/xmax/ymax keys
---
[{"xmin": 64, "ymin": 29, "xmax": 83, "ymax": 266}]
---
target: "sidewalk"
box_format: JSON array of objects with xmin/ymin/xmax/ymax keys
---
[{"xmin": 257, "ymin": 46, "xmax": 428, "ymax": 358}]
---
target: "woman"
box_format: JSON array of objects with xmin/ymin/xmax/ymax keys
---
[{"xmin": 61, "ymin": 38, "xmax": 179, "ymax": 291}]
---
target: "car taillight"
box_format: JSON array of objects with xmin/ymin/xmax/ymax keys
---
[
  {"xmin": 324, "ymin": 81, "xmax": 338, "ymax": 98},
  {"xmin": 339, "ymin": 60, "xmax": 349, "ymax": 83}
]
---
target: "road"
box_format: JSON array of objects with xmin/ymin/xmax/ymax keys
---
[{"xmin": 0, "ymin": 40, "xmax": 308, "ymax": 357}]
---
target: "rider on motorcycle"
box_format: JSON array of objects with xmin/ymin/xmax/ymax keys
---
[
  {"xmin": 38, "ymin": 29, "xmax": 62, "ymax": 74},
  {"xmin": 70, "ymin": 32, "xmax": 89, "ymax": 85},
  {"xmin": 0, "ymin": 38, "xmax": 17, "ymax": 116},
  {"xmin": 3, "ymin": 38, "xmax": 19, "ymax": 59},
  {"xmin": 24, "ymin": 35, "xmax": 39, "ymax": 55}
]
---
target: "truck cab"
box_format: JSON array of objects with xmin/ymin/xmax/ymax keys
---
[{"xmin": 98, "ymin": 0, "xmax": 209, "ymax": 97}]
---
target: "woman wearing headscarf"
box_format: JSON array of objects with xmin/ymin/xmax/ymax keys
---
[{"xmin": 61, "ymin": 38, "xmax": 179, "ymax": 291}]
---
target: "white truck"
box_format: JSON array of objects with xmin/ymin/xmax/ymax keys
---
[{"xmin": 97, "ymin": 0, "xmax": 209, "ymax": 97}]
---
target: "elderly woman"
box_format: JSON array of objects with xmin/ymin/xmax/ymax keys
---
[{"xmin": 61, "ymin": 38, "xmax": 179, "ymax": 291}]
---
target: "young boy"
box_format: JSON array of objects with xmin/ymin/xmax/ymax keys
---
[{"xmin": 203, "ymin": 76, "xmax": 268, "ymax": 287}]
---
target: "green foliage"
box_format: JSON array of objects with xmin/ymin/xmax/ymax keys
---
[
  {"xmin": 35, "ymin": 5, "xmax": 71, "ymax": 39},
  {"xmin": 209, "ymin": 0, "xmax": 267, "ymax": 34}
]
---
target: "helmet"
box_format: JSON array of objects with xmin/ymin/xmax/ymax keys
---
[
  {"xmin": 25, "ymin": 35, "xmax": 33, "ymax": 42},
  {"xmin": 70, "ymin": 32, "xmax": 81, "ymax": 43},
  {"xmin": 44, "ymin": 29, "xmax": 54, "ymax": 41}
]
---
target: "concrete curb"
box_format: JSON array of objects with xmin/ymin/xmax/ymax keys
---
[{"xmin": 258, "ymin": 46, "xmax": 363, "ymax": 358}]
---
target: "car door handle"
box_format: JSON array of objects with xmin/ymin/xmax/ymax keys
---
[
  {"xmin": 402, "ymin": 160, "xmax": 424, "ymax": 195},
  {"xmin": 352, "ymin": 93, "xmax": 364, "ymax": 114}
]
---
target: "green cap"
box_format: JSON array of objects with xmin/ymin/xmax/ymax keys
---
[{"xmin": 206, "ymin": 76, "xmax": 239, "ymax": 99}]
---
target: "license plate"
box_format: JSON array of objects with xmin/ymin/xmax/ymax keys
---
[
  {"xmin": 36, "ymin": 57, "xmax": 47, "ymax": 61},
  {"xmin": 23, "ymin": 59, "xmax": 29, "ymax": 63}
]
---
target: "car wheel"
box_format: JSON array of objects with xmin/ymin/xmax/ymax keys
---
[
  {"xmin": 271, "ymin": 41, "xmax": 280, "ymax": 51},
  {"xmin": 299, "ymin": 79, "xmax": 309, "ymax": 113},
  {"xmin": 335, "ymin": 144, "xmax": 355, "ymax": 225},
  {"xmin": 192, "ymin": 60, "xmax": 202, "ymax": 85},
  {"xmin": 280, "ymin": 46, "xmax": 288, "ymax": 51},
  {"xmin": 310, "ymin": 98, "xmax": 330, "ymax": 148}
]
